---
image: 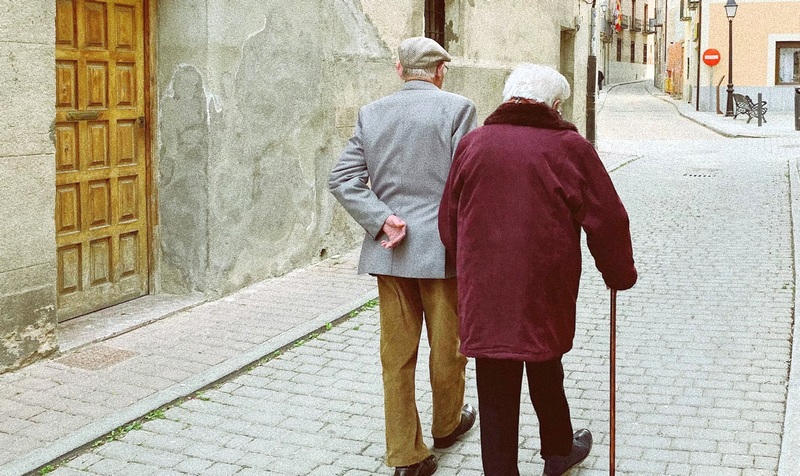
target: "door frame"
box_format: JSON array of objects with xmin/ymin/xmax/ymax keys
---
[
  {"xmin": 144, "ymin": 0, "xmax": 158, "ymax": 295},
  {"xmin": 54, "ymin": 0, "xmax": 159, "ymax": 320}
]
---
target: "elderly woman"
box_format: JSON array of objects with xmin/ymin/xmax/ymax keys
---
[{"xmin": 438, "ymin": 63, "xmax": 637, "ymax": 476}]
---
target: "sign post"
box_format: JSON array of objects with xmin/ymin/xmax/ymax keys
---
[{"xmin": 702, "ymin": 49, "xmax": 721, "ymax": 112}]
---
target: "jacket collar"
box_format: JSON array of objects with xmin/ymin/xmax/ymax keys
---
[
  {"xmin": 402, "ymin": 80, "xmax": 440, "ymax": 91},
  {"xmin": 484, "ymin": 102, "xmax": 578, "ymax": 132}
]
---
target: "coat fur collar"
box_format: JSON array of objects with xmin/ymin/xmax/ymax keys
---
[{"xmin": 484, "ymin": 102, "xmax": 578, "ymax": 132}]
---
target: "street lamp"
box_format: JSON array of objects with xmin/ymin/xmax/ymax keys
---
[{"xmin": 724, "ymin": 0, "xmax": 738, "ymax": 117}]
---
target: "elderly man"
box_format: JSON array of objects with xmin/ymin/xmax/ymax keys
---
[
  {"xmin": 438, "ymin": 63, "xmax": 637, "ymax": 476},
  {"xmin": 329, "ymin": 37, "xmax": 478, "ymax": 476}
]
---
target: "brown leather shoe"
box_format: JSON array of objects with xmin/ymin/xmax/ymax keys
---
[
  {"xmin": 542, "ymin": 429, "xmax": 593, "ymax": 476},
  {"xmin": 433, "ymin": 403, "xmax": 477, "ymax": 449},
  {"xmin": 394, "ymin": 454, "xmax": 437, "ymax": 476}
]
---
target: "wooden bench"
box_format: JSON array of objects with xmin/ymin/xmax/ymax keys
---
[{"xmin": 733, "ymin": 93, "xmax": 768, "ymax": 123}]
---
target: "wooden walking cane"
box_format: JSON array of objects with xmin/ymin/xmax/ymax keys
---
[{"xmin": 610, "ymin": 288, "xmax": 617, "ymax": 476}]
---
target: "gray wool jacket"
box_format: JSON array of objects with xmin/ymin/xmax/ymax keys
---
[{"xmin": 329, "ymin": 80, "xmax": 477, "ymax": 278}]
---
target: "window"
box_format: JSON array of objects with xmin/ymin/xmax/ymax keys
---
[
  {"xmin": 776, "ymin": 42, "xmax": 800, "ymax": 85},
  {"xmin": 616, "ymin": 38, "xmax": 622, "ymax": 61},
  {"xmin": 630, "ymin": 41, "xmax": 636, "ymax": 63},
  {"xmin": 643, "ymin": 44, "xmax": 648, "ymax": 64},
  {"xmin": 679, "ymin": 0, "xmax": 691, "ymax": 21},
  {"xmin": 424, "ymin": 0, "xmax": 445, "ymax": 47}
]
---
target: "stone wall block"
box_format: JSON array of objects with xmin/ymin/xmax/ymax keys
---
[
  {"xmin": 0, "ymin": 0, "xmax": 55, "ymax": 44},
  {"xmin": 0, "ymin": 43, "xmax": 56, "ymax": 157},
  {"xmin": 0, "ymin": 156, "xmax": 56, "ymax": 272},
  {"xmin": 0, "ymin": 286, "xmax": 57, "ymax": 373}
]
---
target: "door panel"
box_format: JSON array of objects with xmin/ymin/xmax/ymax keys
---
[{"xmin": 55, "ymin": 0, "xmax": 148, "ymax": 322}]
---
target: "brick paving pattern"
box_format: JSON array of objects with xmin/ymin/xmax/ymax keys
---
[{"xmin": 0, "ymin": 252, "xmax": 376, "ymax": 475}]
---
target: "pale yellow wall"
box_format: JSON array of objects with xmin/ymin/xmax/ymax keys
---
[
  {"xmin": 453, "ymin": 0, "xmax": 575, "ymax": 66},
  {"xmin": 361, "ymin": 0, "xmax": 575, "ymax": 68},
  {"xmin": 709, "ymin": 1, "xmax": 800, "ymax": 86},
  {"xmin": 361, "ymin": 0, "xmax": 418, "ymax": 48},
  {"xmin": 359, "ymin": 0, "xmax": 589, "ymax": 128}
]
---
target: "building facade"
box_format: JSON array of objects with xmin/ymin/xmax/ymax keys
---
[
  {"xmin": 653, "ymin": 0, "xmax": 800, "ymax": 112},
  {"xmin": 599, "ymin": 0, "xmax": 657, "ymax": 85},
  {"xmin": 1, "ymin": 0, "xmax": 598, "ymax": 372}
]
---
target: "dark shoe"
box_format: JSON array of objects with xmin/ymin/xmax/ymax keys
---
[
  {"xmin": 542, "ymin": 429, "xmax": 593, "ymax": 476},
  {"xmin": 394, "ymin": 454, "xmax": 437, "ymax": 476},
  {"xmin": 433, "ymin": 403, "xmax": 477, "ymax": 449}
]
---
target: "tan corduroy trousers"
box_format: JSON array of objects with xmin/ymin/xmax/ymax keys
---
[{"xmin": 376, "ymin": 275, "xmax": 467, "ymax": 467}]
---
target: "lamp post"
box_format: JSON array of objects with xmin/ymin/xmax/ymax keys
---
[
  {"xmin": 587, "ymin": 0, "xmax": 598, "ymax": 146},
  {"xmin": 724, "ymin": 0, "xmax": 738, "ymax": 117}
]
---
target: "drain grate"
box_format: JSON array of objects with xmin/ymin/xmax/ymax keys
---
[
  {"xmin": 683, "ymin": 168, "xmax": 720, "ymax": 178},
  {"xmin": 57, "ymin": 345, "xmax": 138, "ymax": 370}
]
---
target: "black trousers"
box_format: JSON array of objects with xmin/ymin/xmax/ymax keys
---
[{"xmin": 475, "ymin": 357, "xmax": 574, "ymax": 476}]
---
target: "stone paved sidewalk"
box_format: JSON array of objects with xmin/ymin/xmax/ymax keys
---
[{"xmin": 0, "ymin": 250, "xmax": 376, "ymax": 476}]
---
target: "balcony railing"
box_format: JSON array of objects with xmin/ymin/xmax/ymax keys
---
[
  {"xmin": 621, "ymin": 14, "xmax": 630, "ymax": 29},
  {"xmin": 644, "ymin": 18, "xmax": 656, "ymax": 34},
  {"xmin": 631, "ymin": 18, "xmax": 642, "ymax": 32}
]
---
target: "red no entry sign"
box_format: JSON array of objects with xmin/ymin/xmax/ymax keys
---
[{"xmin": 703, "ymin": 49, "xmax": 721, "ymax": 67}]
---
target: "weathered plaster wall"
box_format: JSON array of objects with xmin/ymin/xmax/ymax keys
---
[
  {"xmin": 156, "ymin": 0, "xmax": 589, "ymax": 296},
  {"xmin": 157, "ymin": 0, "xmax": 395, "ymax": 295},
  {"xmin": 0, "ymin": 0, "xmax": 58, "ymax": 372}
]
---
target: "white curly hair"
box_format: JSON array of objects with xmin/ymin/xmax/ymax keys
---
[{"xmin": 502, "ymin": 63, "xmax": 571, "ymax": 105}]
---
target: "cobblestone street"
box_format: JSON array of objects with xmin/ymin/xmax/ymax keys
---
[{"xmin": 10, "ymin": 82, "xmax": 800, "ymax": 476}]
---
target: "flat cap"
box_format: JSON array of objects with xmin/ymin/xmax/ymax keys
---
[{"xmin": 397, "ymin": 37, "xmax": 451, "ymax": 69}]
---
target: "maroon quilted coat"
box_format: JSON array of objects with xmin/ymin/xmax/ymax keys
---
[{"xmin": 438, "ymin": 102, "xmax": 637, "ymax": 362}]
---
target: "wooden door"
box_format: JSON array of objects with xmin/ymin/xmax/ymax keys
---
[{"xmin": 55, "ymin": 0, "xmax": 149, "ymax": 321}]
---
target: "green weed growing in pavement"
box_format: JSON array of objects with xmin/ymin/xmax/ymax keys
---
[
  {"xmin": 196, "ymin": 390, "xmax": 211, "ymax": 401},
  {"xmin": 348, "ymin": 298, "xmax": 379, "ymax": 318},
  {"xmin": 38, "ymin": 465, "xmax": 55, "ymax": 475},
  {"xmin": 89, "ymin": 405, "xmax": 169, "ymax": 449},
  {"xmin": 285, "ymin": 298, "xmax": 380, "ymax": 350},
  {"xmin": 245, "ymin": 350, "xmax": 283, "ymax": 371},
  {"xmin": 146, "ymin": 408, "xmax": 166, "ymax": 420},
  {"xmin": 344, "ymin": 298, "xmax": 378, "ymax": 331}
]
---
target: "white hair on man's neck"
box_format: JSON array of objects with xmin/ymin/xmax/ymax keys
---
[
  {"xmin": 401, "ymin": 64, "xmax": 438, "ymax": 81},
  {"xmin": 502, "ymin": 63, "xmax": 571, "ymax": 105}
]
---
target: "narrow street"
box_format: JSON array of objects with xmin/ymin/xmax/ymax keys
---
[{"xmin": 43, "ymin": 82, "xmax": 800, "ymax": 476}]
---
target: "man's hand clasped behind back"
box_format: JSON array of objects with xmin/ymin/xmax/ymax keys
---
[{"xmin": 381, "ymin": 214, "xmax": 407, "ymax": 249}]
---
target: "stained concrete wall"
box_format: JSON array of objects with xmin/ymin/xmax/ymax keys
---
[
  {"xmin": 0, "ymin": 1, "xmax": 58, "ymax": 372},
  {"xmin": 155, "ymin": 0, "xmax": 589, "ymax": 296}
]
